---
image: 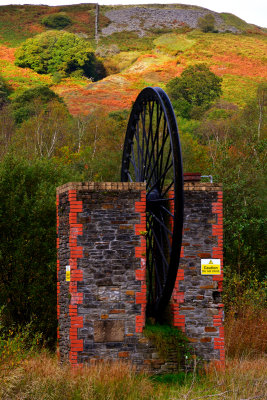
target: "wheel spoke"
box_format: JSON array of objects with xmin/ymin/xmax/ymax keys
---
[
  {"xmin": 144, "ymin": 101, "xmax": 163, "ymax": 182},
  {"xmin": 127, "ymin": 171, "xmax": 133, "ymax": 182},
  {"xmin": 130, "ymin": 142, "xmax": 140, "ymax": 180},
  {"xmin": 133, "ymin": 120, "xmax": 144, "ymax": 180},
  {"xmin": 161, "ymin": 180, "xmax": 174, "ymax": 198},
  {"xmin": 147, "ymin": 162, "xmax": 173, "ymax": 196},
  {"xmin": 150, "ymin": 225, "xmax": 169, "ymax": 272},
  {"xmin": 145, "ymin": 123, "xmax": 169, "ymax": 189},
  {"xmin": 144, "ymin": 101, "xmax": 157, "ymax": 183},
  {"xmin": 144, "ymin": 108, "xmax": 163, "ymax": 185},
  {"xmin": 158, "ymin": 117, "xmax": 168, "ymax": 178},
  {"xmin": 148, "ymin": 209, "xmax": 172, "ymax": 255},
  {"xmin": 148, "ymin": 210, "xmax": 173, "ymax": 236},
  {"xmin": 159, "ymin": 145, "xmax": 172, "ymax": 191},
  {"xmin": 159, "ymin": 209, "xmax": 172, "ymax": 253},
  {"xmin": 160, "ymin": 204, "xmax": 174, "ymax": 218}
]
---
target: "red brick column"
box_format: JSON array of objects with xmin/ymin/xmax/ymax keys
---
[
  {"xmin": 212, "ymin": 191, "xmax": 225, "ymax": 365},
  {"xmin": 169, "ymin": 189, "xmax": 186, "ymax": 331},
  {"xmin": 135, "ymin": 189, "xmax": 147, "ymax": 333},
  {"xmin": 68, "ymin": 190, "xmax": 84, "ymax": 367},
  {"xmin": 212, "ymin": 191, "xmax": 223, "ymax": 289},
  {"xmin": 56, "ymin": 194, "xmax": 60, "ymax": 359},
  {"xmin": 172, "ymin": 269, "xmax": 185, "ymax": 332}
]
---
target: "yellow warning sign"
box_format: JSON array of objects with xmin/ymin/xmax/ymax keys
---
[
  {"xmin": 201, "ymin": 259, "xmax": 221, "ymax": 275},
  {"xmin": 66, "ymin": 265, "xmax": 71, "ymax": 282}
]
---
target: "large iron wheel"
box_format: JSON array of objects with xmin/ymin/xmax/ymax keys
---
[{"xmin": 121, "ymin": 87, "xmax": 184, "ymax": 320}]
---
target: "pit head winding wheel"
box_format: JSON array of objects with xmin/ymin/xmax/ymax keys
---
[{"xmin": 121, "ymin": 87, "xmax": 184, "ymax": 320}]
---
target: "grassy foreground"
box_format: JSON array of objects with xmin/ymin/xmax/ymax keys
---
[
  {"xmin": 0, "ymin": 352, "xmax": 266, "ymax": 399},
  {"xmin": 0, "ymin": 307, "xmax": 266, "ymax": 399}
]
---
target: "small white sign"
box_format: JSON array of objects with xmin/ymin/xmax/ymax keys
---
[
  {"xmin": 66, "ymin": 265, "xmax": 70, "ymax": 282},
  {"xmin": 201, "ymin": 259, "xmax": 221, "ymax": 275}
]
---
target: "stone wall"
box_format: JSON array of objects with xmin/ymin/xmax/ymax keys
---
[
  {"xmin": 172, "ymin": 182, "xmax": 224, "ymax": 365},
  {"xmin": 57, "ymin": 182, "xmax": 176, "ymax": 372},
  {"xmin": 57, "ymin": 181, "xmax": 224, "ymax": 370}
]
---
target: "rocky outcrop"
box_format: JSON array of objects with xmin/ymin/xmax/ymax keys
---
[{"xmin": 101, "ymin": 6, "xmax": 239, "ymax": 37}]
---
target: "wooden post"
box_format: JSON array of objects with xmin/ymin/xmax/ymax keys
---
[{"xmin": 95, "ymin": 3, "xmax": 99, "ymax": 44}]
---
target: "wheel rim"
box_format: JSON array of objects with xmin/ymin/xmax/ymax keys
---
[{"xmin": 121, "ymin": 87, "xmax": 184, "ymax": 320}]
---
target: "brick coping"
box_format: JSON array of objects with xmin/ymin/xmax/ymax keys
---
[
  {"xmin": 184, "ymin": 182, "xmax": 222, "ymax": 191},
  {"xmin": 57, "ymin": 181, "xmax": 222, "ymax": 195}
]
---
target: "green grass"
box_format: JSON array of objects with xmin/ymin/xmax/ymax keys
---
[
  {"xmin": 0, "ymin": 3, "xmax": 108, "ymax": 46},
  {"xmin": 150, "ymin": 371, "xmax": 194, "ymax": 384},
  {"xmin": 0, "ymin": 60, "xmax": 51, "ymax": 96},
  {"xmin": 221, "ymin": 75, "xmax": 263, "ymax": 106},
  {"xmin": 0, "ymin": 5, "xmax": 47, "ymax": 46},
  {"xmin": 0, "ymin": 20, "xmax": 36, "ymax": 46},
  {"xmin": 220, "ymin": 12, "xmax": 259, "ymax": 31},
  {"xmin": 143, "ymin": 323, "xmax": 191, "ymax": 369},
  {"xmin": 99, "ymin": 31, "xmax": 156, "ymax": 52},
  {"xmin": 154, "ymin": 33, "xmax": 196, "ymax": 54}
]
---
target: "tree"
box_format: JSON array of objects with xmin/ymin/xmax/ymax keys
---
[
  {"xmin": 256, "ymin": 83, "xmax": 267, "ymax": 138},
  {"xmin": 0, "ymin": 75, "xmax": 10, "ymax": 110},
  {"xmin": 14, "ymin": 101, "xmax": 73, "ymax": 158},
  {"xmin": 41, "ymin": 13, "xmax": 72, "ymax": 29},
  {"xmin": 12, "ymin": 85, "xmax": 63, "ymax": 124},
  {"xmin": 198, "ymin": 14, "xmax": 216, "ymax": 33},
  {"xmin": 0, "ymin": 105, "xmax": 15, "ymax": 158},
  {"xmin": 166, "ymin": 64, "xmax": 222, "ymax": 119},
  {"xmin": 55, "ymin": 108, "xmax": 124, "ymax": 181},
  {"xmin": 15, "ymin": 31, "xmax": 105, "ymax": 80},
  {"xmin": 180, "ymin": 132, "xmax": 211, "ymax": 173},
  {"xmin": 0, "ymin": 156, "xmax": 81, "ymax": 346},
  {"xmin": 199, "ymin": 89, "xmax": 266, "ymax": 280}
]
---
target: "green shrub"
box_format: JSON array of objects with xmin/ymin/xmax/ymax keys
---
[
  {"xmin": 0, "ymin": 75, "xmax": 11, "ymax": 109},
  {"xmin": 51, "ymin": 72, "xmax": 62, "ymax": 84},
  {"xmin": 143, "ymin": 323, "xmax": 191, "ymax": 368},
  {"xmin": 223, "ymin": 268, "xmax": 267, "ymax": 313},
  {"xmin": 166, "ymin": 64, "xmax": 222, "ymax": 119},
  {"xmin": 15, "ymin": 31, "xmax": 105, "ymax": 80},
  {"xmin": 0, "ymin": 312, "xmax": 42, "ymax": 366},
  {"xmin": 200, "ymin": 86, "xmax": 267, "ymax": 281},
  {"xmin": 12, "ymin": 85, "xmax": 64, "ymax": 124},
  {"xmin": 0, "ymin": 156, "xmax": 81, "ymax": 347},
  {"xmin": 198, "ymin": 14, "xmax": 216, "ymax": 33},
  {"xmin": 41, "ymin": 13, "xmax": 72, "ymax": 29}
]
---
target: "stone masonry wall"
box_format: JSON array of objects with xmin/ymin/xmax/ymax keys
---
[
  {"xmin": 57, "ymin": 182, "xmax": 176, "ymax": 372},
  {"xmin": 57, "ymin": 181, "xmax": 224, "ymax": 370},
  {"xmin": 172, "ymin": 182, "xmax": 224, "ymax": 366}
]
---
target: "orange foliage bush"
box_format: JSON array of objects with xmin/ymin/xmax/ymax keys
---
[
  {"xmin": 211, "ymin": 53, "xmax": 267, "ymax": 78},
  {"xmin": 27, "ymin": 24, "xmax": 43, "ymax": 33},
  {"xmin": 0, "ymin": 46, "xmax": 15, "ymax": 62}
]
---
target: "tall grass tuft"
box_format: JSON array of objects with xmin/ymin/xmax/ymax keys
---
[
  {"xmin": 225, "ymin": 305, "xmax": 267, "ymax": 358},
  {"xmin": 0, "ymin": 351, "xmax": 267, "ymax": 399},
  {"xmin": 0, "ymin": 353, "xmax": 157, "ymax": 400},
  {"xmin": 204, "ymin": 357, "xmax": 267, "ymax": 400}
]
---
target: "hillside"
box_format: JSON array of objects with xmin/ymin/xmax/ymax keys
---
[
  {"xmin": 0, "ymin": 3, "xmax": 266, "ymax": 116},
  {"xmin": 0, "ymin": 3, "xmax": 266, "ymax": 364}
]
